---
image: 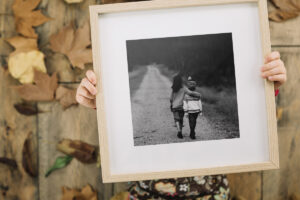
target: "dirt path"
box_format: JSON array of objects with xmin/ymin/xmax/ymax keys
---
[{"xmin": 131, "ymin": 65, "xmax": 237, "ymax": 146}]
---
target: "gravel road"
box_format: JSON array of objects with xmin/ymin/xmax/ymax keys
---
[{"xmin": 131, "ymin": 65, "xmax": 239, "ymax": 146}]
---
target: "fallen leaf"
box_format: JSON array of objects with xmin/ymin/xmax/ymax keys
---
[
  {"xmin": 14, "ymin": 70, "xmax": 58, "ymax": 101},
  {"xmin": 271, "ymin": 0, "xmax": 300, "ymax": 11},
  {"xmin": 291, "ymin": 194, "xmax": 300, "ymax": 200},
  {"xmin": 14, "ymin": 103, "xmax": 39, "ymax": 116},
  {"xmin": 50, "ymin": 22, "xmax": 92, "ymax": 69},
  {"xmin": 6, "ymin": 36, "xmax": 38, "ymax": 56},
  {"xmin": 64, "ymin": 0, "xmax": 84, "ymax": 3},
  {"xmin": 110, "ymin": 192, "xmax": 130, "ymax": 200},
  {"xmin": 6, "ymin": 36, "xmax": 47, "ymax": 84},
  {"xmin": 269, "ymin": 0, "xmax": 300, "ymax": 22},
  {"xmin": 0, "ymin": 157, "xmax": 18, "ymax": 169},
  {"xmin": 55, "ymin": 86, "xmax": 78, "ymax": 109},
  {"xmin": 269, "ymin": 9, "xmax": 299, "ymax": 22},
  {"xmin": 22, "ymin": 132, "xmax": 38, "ymax": 177},
  {"xmin": 61, "ymin": 184, "xmax": 97, "ymax": 200},
  {"xmin": 12, "ymin": 0, "xmax": 51, "ymax": 38},
  {"xmin": 57, "ymin": 139, "xmax": 97, "ymax": 163},
  {"xmin": 45, "ymin": 155, "xmax": 73, "ymax": 177}
]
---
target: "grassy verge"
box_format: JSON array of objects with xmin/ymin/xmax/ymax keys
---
[
  {"xmin": 128, "ymin": 66, "xmax": 148, "ymax": 97},
  {"xmin": 197, "ymin": 87, "xmax": 239, "ymax": 125}
]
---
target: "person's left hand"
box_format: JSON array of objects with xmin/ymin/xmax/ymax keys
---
[{"xmin": 261, "ymin": 51, "xmax": 287, "ymax": 89}]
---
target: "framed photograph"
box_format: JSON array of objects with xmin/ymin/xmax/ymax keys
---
[{"xmin": 89, "ymin": 0, "xmax": 279, "ymax": 183}]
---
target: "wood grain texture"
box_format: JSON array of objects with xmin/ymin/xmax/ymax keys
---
[
  {"xmin": 258, "ymin": 0, "xmax": 280, "ymax": 169},
  {"xmin": 227, "ymin": 172, "xmax": 262, "ymax": 200},
  {"xmin": 37, "ymin": 89, "xmax": 114, "ymax": 200}
]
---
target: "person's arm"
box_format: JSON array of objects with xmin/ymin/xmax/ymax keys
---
[{"xmin": 184, "ymin": 87, "xmax": 201, "ymax": 97}]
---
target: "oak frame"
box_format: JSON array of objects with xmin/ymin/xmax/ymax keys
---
[{"xmin": 89, "ymin": 0, "xmax": 279, "ymax": 183}]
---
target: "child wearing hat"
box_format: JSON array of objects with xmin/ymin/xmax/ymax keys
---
[{"xmin": 183, "ymin": 77, "xmax": 203, "ymax": 139}]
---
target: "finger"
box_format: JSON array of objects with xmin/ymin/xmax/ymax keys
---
[
  {"xmin": 86, "ymin": 70, "xmax": 97, "ymax": 85},
  {"xmin": 76, "ymin": 94, "xmax": 96, "ymax": 108},
  {"xmin": 261, "ymin": 59, "xmax": 283, "ymax": 72},
  {"xmin": 265, "ymin": 51, "xmax": 280, "ymax": 63},
  {"xmin": 77, "ymin": 85, "xmax": 95, "ymax": 99},
  {"xmin": 81, "ymin": 78, "xmax": 97, "ymax": 95},
  {"xmin": 261, "ymin": 65, "xmax": 285, "ymax": 78},
  {"xmin": 268, "ymin": 74, "xmax": 287, "ymax": 83}
]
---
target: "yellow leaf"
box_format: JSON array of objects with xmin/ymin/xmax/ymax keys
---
[
  {"xmin": 8, "ymin": 50, "xmax": 46, "ymax": 84},
  {"xmin": 110, "ymin": 192, "xmax": 130, "ymax": 200}
]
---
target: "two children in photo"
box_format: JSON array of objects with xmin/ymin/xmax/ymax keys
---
[{"xmin": 170, "ymin": 75, "xmax": 202, "ymax": 139}]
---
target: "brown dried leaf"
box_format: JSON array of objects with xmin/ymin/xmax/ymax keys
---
[
  {"xmin": 6, "ymin": 36, "xmax": 47, "ymax": 84},
  {"xmin": 14, "ymin": 70, "xmax": 58, "ymax": 101},
  {"xmin": 50, "ymin": 22, "xmax": 92, "ymax": 69},
  {"xmin": 61, "ymin": 184, "xmax": 97, "ymax": 200},
  {"xmin": 269, "ymin": 0, "xmax": 300, "ymax": 22},
  {"xmin": 0, "ymin": 157, "xmax": 18, "ymax": 169},
  {"xmin": 14, "ymin": 103, "xmax": 39, "ymax": 116},
  {"xmin": 270, "ymin": 0, "xmax": 300, "ymax": 11},
  {"xmin": 55, "ymin": 86, "xmax": 78, "ymax": 109},
  {"xmin": 6, "ymin": 36, "xmax": 38, "ymax": 56},
  {"xmin": 291, "ymin": 194, "xmax": 300, "ymax": 200},
  {"xmin": 12, "ymin": 0, "xmax": 51, "ymax": 38},
  {"xmin": 57, "ymin": 139, "xmax": 97, "ymax": 163},
  {"xmin": 269, "ymin": 9, "xmax": 299, "ymax": 22},
  {"xmin": 22, "ymin": 132, "xmax": 38, "ymax": 177}
]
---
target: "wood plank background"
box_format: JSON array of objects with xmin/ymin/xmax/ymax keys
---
[{"xmin": 0, "ymin": 0, "xmax": 299, "ymax": 199}]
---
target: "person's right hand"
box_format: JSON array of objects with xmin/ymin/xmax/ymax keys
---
[{"xmin": 76, "ymin": 70, "xmax": 97, "ymax": 109}]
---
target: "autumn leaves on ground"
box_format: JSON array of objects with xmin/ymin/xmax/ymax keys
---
[{"xmin": 1, "ymin": 0, "xmax": 101, "ymax": 199}]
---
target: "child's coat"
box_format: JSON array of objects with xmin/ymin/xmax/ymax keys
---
[{"xmin": 183, "ymin": 94, "xmax": 202, "ymax": 113}]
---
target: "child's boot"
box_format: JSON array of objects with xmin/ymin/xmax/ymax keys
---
[
  {"xmin": 190, "ymin": 131, "xmax": 196, "ymax": 139},
  {"xmin": 177, "ymin": 131, "xmax": 183, "ymax": 139}
]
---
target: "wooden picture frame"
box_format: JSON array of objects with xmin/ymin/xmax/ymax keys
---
[{"xmin": 89, "ymin": 0, "xmax": 279, "ymax": 183}]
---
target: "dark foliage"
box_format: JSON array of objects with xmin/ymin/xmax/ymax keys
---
[{"xmin": 126, "ymin": 33, "xmax": 236, "ymax": 87}]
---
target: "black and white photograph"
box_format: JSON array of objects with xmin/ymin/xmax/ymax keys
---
[{"xmin": 126, "ymin": 33, "xmax": 240, "ymax": 146}]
